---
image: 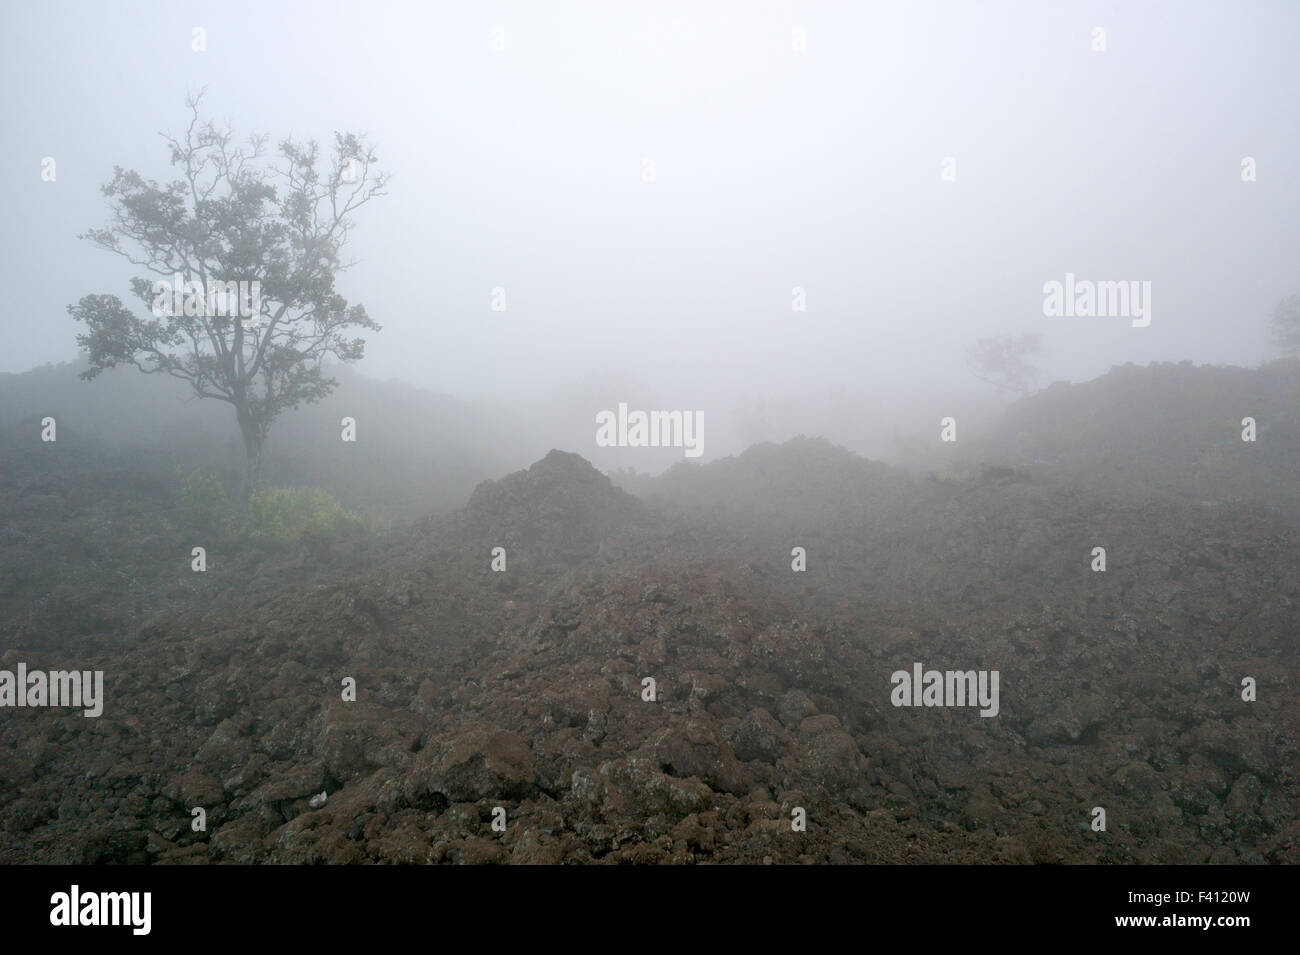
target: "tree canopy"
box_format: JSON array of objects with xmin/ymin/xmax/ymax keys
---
[
  {"xmin": 1271, "ymin": 293, "xmax": 1300, "ymax": 357},
  {"xmin": 69, "ymin": 92, "xmax": 388, "ymax": 485}
]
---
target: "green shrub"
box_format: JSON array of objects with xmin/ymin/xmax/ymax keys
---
[
  {"xmin": 178, "ymin": 467, "xmax": 234, "ymax": 531},
  {"xmin": 175, "ymin": 469, "xmax": 360, "ymax": 540},
  {"xmin": 244, "ymin": 485, "xmax": 360, "ymax": 541}
]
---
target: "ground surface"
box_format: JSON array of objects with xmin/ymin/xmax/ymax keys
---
[{"xmin": 0, "ymin": 362, "xmax": 1296, "ymax": 864}]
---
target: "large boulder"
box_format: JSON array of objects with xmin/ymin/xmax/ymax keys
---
[
  {"xmin": 408, "ymin": 725, "xmax": 536, "ymax": 802},
  {"xmin": 654, "ymin": 717, "xmax": 746, "ymax": 794},
  {"xmin": 315, "ymin": 701, "xmax": 425, "ymax": 780}
]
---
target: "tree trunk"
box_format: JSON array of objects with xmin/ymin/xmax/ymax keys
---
[{"xmin": 235, "ymin": 406, "xmax": 263, "ymax": 502}]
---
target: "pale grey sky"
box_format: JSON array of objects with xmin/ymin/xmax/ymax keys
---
[{"xmin": 2, "ymin": 0, "xmax": 1297, "ymax": 423}]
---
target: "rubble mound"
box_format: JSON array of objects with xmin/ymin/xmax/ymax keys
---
[{"xmin": 460, "ymin": 450, "xmax": 650, "ymax": 565}]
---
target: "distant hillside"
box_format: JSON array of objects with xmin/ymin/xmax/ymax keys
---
[
  {"xmin": 3, "ymin": 357, "xmax": 1295, "ymax": 520},
  {"xmin": 0, "ymin": 360, "xmax": 535, "ymax": 521},
  {"xmin": 982, "ymin": 359, "xmax": 1300, "ymax": 510}
]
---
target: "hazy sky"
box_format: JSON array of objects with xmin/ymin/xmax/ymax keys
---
[{"xmin": 3, "ymin": 0, "xmax": 1297, "ymax": 418}]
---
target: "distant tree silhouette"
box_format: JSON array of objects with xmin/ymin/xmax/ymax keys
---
[
  {"xmin": 1270, "ymin": 293, "xmax": 1300, "ymax": 357},
  {"xmin": 69, "ymin": 91, "xmax": 388, "ymax": 491},
  {"xmin": 964, "ymin": 333, "xmax": 1042, "ymax": 398}
]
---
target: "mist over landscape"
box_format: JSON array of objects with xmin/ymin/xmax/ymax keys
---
[
  {"xmin": 6, "ymin": 0, "xmax": 1297, "ymax": 464},
  {"xmin": 0, "ymin": 0, "xmax": 1297, "ymax": 896}
]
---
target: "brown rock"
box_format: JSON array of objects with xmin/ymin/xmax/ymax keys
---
[
  {"xmin": 732, "ymin": 708, "xmax": 794, "ymax": 763},
  {"xmin": 414, "ymin": 725, "xmax": 535, "ymax": 802},
  {"xmin": 656, "ymin": 717, "xmax": 746, "ymax": 794},
  {"xmin": 316, "ymin": 701, "xmax": 425, "ymax": 780}
]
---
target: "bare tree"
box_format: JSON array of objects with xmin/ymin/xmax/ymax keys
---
[{"xmin": 69, "ymin": 91, "xmax": 388, "ymax": 491}]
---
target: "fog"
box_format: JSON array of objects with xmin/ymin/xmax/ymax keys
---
[
  {"xmin": 2, "ymin": 0, "xmax": 1297, "ymax": 469},
  {"xmin": 3, "ymin": 2, "xmax": 1299, "ymax": 879}
]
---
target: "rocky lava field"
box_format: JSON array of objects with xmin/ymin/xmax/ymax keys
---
[{"xmin": 0, "ymin": 362, "xmax": 1297, "ymax": 865}]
